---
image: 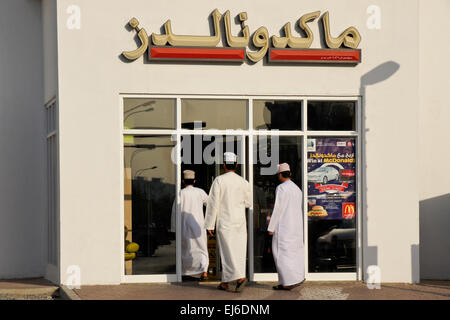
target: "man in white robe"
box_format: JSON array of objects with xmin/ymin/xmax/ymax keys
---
[
  {"xmin": 268, "ymin": 163, "xmax": 305, "ymax": 290},
  {"xmin": 171, "ymin": 170, "xmax": 209, "ymax": 280},
  {"xmin": 205, "ymin": 152, "xmax": 251, "ymax": 292}
]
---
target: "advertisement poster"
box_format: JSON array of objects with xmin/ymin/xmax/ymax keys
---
[{"xmin": 307, "ymin": 138, "xmax": 356, "ymax": 220}]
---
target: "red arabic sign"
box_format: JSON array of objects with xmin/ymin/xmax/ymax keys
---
[
  {"xmin": 149, "ymin": 46, "xmax": 246, "ymax": 62},
  {"xmin": 269, "ymin": 49, "xmax": 361, "ymax": 63}
]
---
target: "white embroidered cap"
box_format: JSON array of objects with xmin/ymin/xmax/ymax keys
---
[
  {"xmin": 183, "ymin": 170, "xmax": 195, "ymax": 179},
  {"xmin": 277, "ymin": 163, "xmax": 290, "ymax": 173},
  {"xmin": 223, "ymin": 152, "xmax": 237, "ymax": 163}
]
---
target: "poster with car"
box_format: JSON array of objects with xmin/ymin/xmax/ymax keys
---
[{"xmin": 307, "ymin": 138, "xmax": 356, "ymax": 220}]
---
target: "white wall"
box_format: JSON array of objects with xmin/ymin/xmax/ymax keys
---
[
  {"xmin": 55, "ymin": 0, "xmax": 421, "ymax": 284},
  {"xmin": 0, "ymin": 0, "xmax": 47, "ymax": 279},
  {"xmin": 418, "ymin": 0, "xmax": 450, "ymax": 280}
]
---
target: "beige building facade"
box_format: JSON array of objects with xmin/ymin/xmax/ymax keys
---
[{"xmin": 0, "ymin": 0, "xmax": 448, "ymax": 286}]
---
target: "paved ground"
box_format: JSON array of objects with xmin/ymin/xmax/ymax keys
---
[
  {"xmin": 0, "ymin": 278, "xmax": 58, "ymax": 300},
  {"xmin": 0, "ymin": 294, "xmax": 53, "ymax": 300},
  {"xmin": 0, "ymin": 278, "xmax": 447, "ymax": 300},
  {"xmin": 73, "ymin": 280, "xmax": 450, "ymax": 300}
]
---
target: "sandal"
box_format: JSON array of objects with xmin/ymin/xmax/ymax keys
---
[
  {"xmin": 217, "ymin": 283, "xmax": 229, "ymax": 291},
  {"xmin": 235, "ymin": 278, "xmax": 248, "ymax": 292},
  {"xmin": 273, "ymin": 280, "xmax": 305, "ymax": 291},
  {"xmin": 290, "ymin": 280, "xmax": 305, "ymax": 289},
  {"xmin": 273, "ymin": 284, "xmax": 291, "ymax": 290}
]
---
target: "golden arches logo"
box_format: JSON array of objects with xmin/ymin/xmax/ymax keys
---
[{"xmin": 343, "ymin": 203, "xmax": 355, "ymax": 217}]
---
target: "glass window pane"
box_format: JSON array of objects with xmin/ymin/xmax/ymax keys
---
[
  {"xmin": 307, "ymin": 101, "xmax": 355, "ymax": 131},
  {"xmin": 307, "ymin": 137, "xmax": 356, "ymax": 273},
  {"xmin": 253, "ymin": 136, "xmax": 303, "ymax": 273},
  {"xmin": 124, "ymin": 98, "xmax": 175, "ymax": 130},
  {"xmin": 124, "ymin": 135, "xmax": 176, "ymax": 275},
  {"xmin": 253, "ymin": 100, "xmax": 302, "ymax": 130},
  {"xmin": 181, "ymin": 99, "xmax": 247, "ymax": 130}
]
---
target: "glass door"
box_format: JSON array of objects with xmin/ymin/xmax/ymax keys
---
[
  {"xmin": 250, "ymin": 99, "xmax": 304, "ymax": 281},
  {"xmin": 179, "ymin": 134, "xmax": 246, "ymax": 281},
  {"xmin": 252, "ymin": 135, "xmax": 303, "ymax": 279}
]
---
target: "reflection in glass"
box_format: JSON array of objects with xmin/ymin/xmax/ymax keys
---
[
  {"xmin": 253, "ymin": 136, "xmax": 303, "ymax": 273},
  {"xmin": 253, "ymin": 100, "xmax": 302, "ymax": 130},
  {"xmin": 124, "ymin": 98, "xmax": 175, "ymax": 130},
  {"xmin": 307, "ymin": 101, "xmax": 355, "ymax": 131},
  {"xmin": 124, "ymin": 135, "xmax": 176, "ymax": 275},
  {"xmin": 307, "ymin": 137, "xmax": 356, "ymax": 273},
  {"xmin": 181, "ymin": 135, "xmax": 243, "ymax": 191},
  {"xmin": 181, "ymin": 99, "xmax": 247, "ymax": 130}
]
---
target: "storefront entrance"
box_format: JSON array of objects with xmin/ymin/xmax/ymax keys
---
[
  {"xmin": 122, "ymin": 96, "xmax": 361, "ymax": 283},
  {"xmin": 180, "ymin": 135, "xmax": 245, "ymax": 281}
]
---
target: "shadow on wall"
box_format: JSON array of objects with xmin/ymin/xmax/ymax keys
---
[
  {"xmin": 420, "ymin": 193, "xmax": 450, "ymax": 280},
  {"xmin": 411, "ymin": 244, "xmax": 420, "ymax": 283},
  {"xmin": 0, "ymin": 0, "xmax": 46, "ymax": 279},
  {"xmin": 360, "ymin": 61, "xmax": 400, "ymax": 282}
]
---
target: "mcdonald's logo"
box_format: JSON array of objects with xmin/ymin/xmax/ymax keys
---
[{"xmin": 343, "ymin": 203, "xmax": 355, "ymax": 218}]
